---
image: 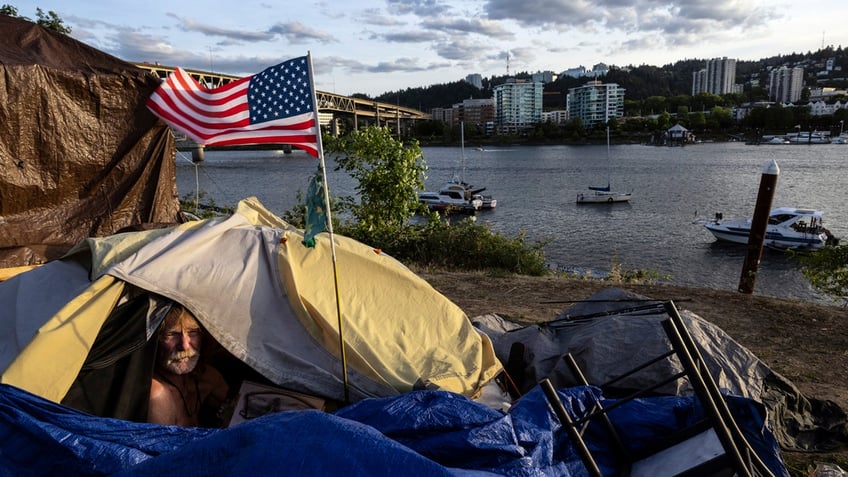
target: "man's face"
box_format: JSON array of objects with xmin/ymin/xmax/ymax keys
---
[{"xmin": 157, "ymin": 307, "xmax": 202, "ymax": 375}]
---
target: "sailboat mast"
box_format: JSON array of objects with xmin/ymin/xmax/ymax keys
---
[
  {"xmin": 606, "ymin": 126, "xmax": 611, "ymax": 188},
  {"xmin": 460, "ymin": 121, "xmax": 466, "ymax": 183}
]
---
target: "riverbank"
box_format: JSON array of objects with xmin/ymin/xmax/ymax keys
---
[{"xmin": 417, "ymin": 269, "xmax": 848, "ymax": 474}]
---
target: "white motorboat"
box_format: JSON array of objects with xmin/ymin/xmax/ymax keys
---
[
  {"xmin": 438, "ymin": 180, "xmax": 497, "ymax": 209},
  {"xmin": 786, "ymin": 131, "xmax": 831, "ymax": 144},
  {"xmin": 702, "ymin": 207, "xmax": 838, "ymax": 251},
  {"xmin": 435, "ymin": 121, "xmax": 497, "ymax": 209},
  {"xmin": 576, "ymin": 127, "xmax": 632, "ymax": 204},
  {"xmin": 417, "ymin": 190, "xmax": 482, "ymax": 214},
  {"xmin": 764, "ymin": 136, "xmax": 789, "ymax": 145}
]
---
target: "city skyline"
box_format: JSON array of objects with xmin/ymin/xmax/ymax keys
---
[{"xmin": 12, "ymin": 0, "xmax": 847, "ymax": 97}]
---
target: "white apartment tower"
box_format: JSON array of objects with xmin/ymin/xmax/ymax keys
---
[
  {"xmin": 566, "ymin": 80, "xmax": 625, "ymax": 128},
  {"xmin": 465, "ymin": 73, "xmax": 483, "ymax": 89},
  {"xmin": 493, "ymin": 79, "xmax": 543, "ymax": 135},
  {"xmin": 769, "ymin": 66, "xmax": 804, "ymax": 103},
  {"xmin": 692, "ymin": 57, "xmax": 737, "ymax": 95}
]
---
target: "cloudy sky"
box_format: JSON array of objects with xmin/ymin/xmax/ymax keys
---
[{"xmin": 14, "ymin": 0, "xmax": 846, "ymax": 96}]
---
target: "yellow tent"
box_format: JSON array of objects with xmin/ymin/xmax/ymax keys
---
[{"xmin": 0, "ymin": 198, "xmax": 501, "ymax": 419}]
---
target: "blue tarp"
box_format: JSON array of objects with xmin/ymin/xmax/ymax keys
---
[{"xmin": 0, "ymin": 384, "xmax": 786, "ymax": 476}]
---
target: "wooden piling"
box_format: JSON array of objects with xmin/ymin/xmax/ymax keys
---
[{"xmin": 738, "ymin": 160, "xmax": 780, "ymax": 294}]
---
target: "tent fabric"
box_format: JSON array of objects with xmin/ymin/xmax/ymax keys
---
[
  {"xmin": 472, "ymin": 287, "xmax": 848, "ymax": 453},
  {"xmin": 0, "ymin": 15, "xmax": 181, "ymax": 269},
  {"xmin": 0, "ymin": 198, "xmax": 501, "ymax": 406},
  {"xmin": 0, "ymin": 383, "xmax": 788, "ymax": 477}
]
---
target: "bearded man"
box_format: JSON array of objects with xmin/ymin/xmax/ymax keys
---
[{"xmin": 147, "ymin": 304, "xmax": 229, "ymax": 427}]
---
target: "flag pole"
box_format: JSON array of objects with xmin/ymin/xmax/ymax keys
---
[{"xmin": 307, "ymin": 52, "xmax": 350, "ymax": 403}]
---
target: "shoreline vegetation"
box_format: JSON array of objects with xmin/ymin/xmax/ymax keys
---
[{"xmin": 417, "ymin": 269, "xmax": 848, "ymax": 475}]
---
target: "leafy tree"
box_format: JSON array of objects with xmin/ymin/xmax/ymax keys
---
[
  {"xmin": 1, "ymin": 4, "xmax": 71, "ymax": 33},
  {"xmin": 676, "ymin": 105, "xmax": 689, "ymax": 123},
  {"xmin": 795, "ymin": 245, "xmax": 848, "ymax": 304},
  {"xmin": 325, "ymin": 126, "xmax": 427, "ymax": 233},
  {"xmin": 688, "ymin": 111, "xmax": 706, "ymax": 130},
  {"xmin": 710, "ymin": 106, "xmax": 734, "ymax": 129},
  {"xmin": 668, "ymin": 95, "xmax": 692, "ymax": 112},
  {"xmin": 565, "ymin": 116, "xmax": 585, "ymax": 135},
  {"xmin": 656, "ymin": 111, "xmax": 672, "ymax": 129},
  {"xmin": 644, "ymin": 96, "xmax": 668, "ymax": 114},
  {"xmin": 415, "ymin": 119, "xmax": 449, "ymax": 139}
]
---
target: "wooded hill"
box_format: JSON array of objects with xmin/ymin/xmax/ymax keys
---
[{"xmin": 372, "ymin": 46, "xmax": 848, "ymax": 112}]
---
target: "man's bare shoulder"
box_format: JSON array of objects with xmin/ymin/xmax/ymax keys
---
[{"xmin": 148, "ymin": 378, "xmax": 183, "ymax": 425}]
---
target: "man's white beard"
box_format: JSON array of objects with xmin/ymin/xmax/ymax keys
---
[{"xmin": 163, "ymin": 349, "xmax": 199, "ymax": 375}]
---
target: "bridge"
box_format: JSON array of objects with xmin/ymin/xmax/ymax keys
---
[{"xmin": 134, "ymin": 62, "xmax": 430, "ymax": 137}]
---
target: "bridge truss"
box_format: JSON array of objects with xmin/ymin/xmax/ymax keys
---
[{"xmin": 134, "ymin": 62, "xmax": 429, "ymax": 137}]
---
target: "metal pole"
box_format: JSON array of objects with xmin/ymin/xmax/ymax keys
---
[
  {"xmin": 539, "ymin": 379, "xmax": 602, "ymax": 477},
  {"xmin": 307, "ymin": 52, "xmax": 350, "ymax": 403},
  {"xmin": 738, "ymin": 160, "xmax": 780, "ymax": 294}
]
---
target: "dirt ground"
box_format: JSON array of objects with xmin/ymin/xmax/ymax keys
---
[{"xmin": 418, "ymin": 270, "xmax": 848, "ymax": 475}]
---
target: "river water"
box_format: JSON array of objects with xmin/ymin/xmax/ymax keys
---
[{"xmin": 176, "ymin": 142, "xmax": 848, "ymax": 305}]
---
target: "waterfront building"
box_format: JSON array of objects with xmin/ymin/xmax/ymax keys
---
[
  {"xmin": 431, "ymin": 107, "xmax": 455, "ymax": 124},
  {"xmin": 769, "ymin": 66, "xmax": 804, "ymax": 103},
  {"xmin": 808, "ymin": 86, "xmax": 848, "ymax": 101},
  {"xmin": 566, "ymin": 80, "xmax": 625, "ymax": 128},
  {"xmin": 493, "ymin": 79, "xmax": 543, "ymax": 135},
  {"xmin": 541, "ymin": 110, "xmax": 568, "ymax": 124},
  {"xmin": 692, "ymin": 57, "xmax": 737, "ymax": 95},
  {"xmin": 456, "ymin": 98, "xmax": 495, "ymax": 130},
  {"xmin": 808, "ymin": 100, "xmax": 847, "ymax": 116}
]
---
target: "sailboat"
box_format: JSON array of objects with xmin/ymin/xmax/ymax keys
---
[
  {"xmin": 438, "ymin": 122, "xmax": 497, "ymax": 209},
  {"xmin": 576, "ymin": 127, "xmax": 632, "ymax": 204}
]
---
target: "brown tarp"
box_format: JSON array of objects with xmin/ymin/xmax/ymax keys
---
[{"xmin": 0, "ymin": 16, "xmax": 180, "ymax": 268}]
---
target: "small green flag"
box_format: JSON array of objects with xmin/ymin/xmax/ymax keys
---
[{"xmin": 302, "ymin": 171, "xmax": 327, "ymax": 248}]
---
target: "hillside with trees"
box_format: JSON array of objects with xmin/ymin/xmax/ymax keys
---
[{"xmin": 374, "ymin": 46, "xmax": 848, "ymax": 111}]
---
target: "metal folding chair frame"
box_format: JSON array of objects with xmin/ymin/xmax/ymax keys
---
[{"xmin": 541, "ymin": 301, "xmax": 775, "ymax": 477}]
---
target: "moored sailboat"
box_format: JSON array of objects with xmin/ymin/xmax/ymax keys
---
[{"xmin": 576, "ymin": 127, "xmax": 632, "ymax": 204}]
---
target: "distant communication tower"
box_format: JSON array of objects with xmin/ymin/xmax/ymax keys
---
[{"xmin": 506, "ymin": 50, "xmax": 510, "ymax": 76}]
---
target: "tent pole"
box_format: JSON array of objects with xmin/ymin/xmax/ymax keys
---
[{"xmin": 307, "ymin": 52, "xmax": 350, "ymax": 403}]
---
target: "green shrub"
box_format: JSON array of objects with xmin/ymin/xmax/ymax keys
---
[
  {"xmin": 338, "ymin": 216, "xmax": 550, "ymax": 276},
  {"xmin": 795, "ymin": 244, "xmax": 848, "ymax": 304}
]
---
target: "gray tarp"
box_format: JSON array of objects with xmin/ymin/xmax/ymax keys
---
[{"xmin": 472, "ymin": 288, "xmax": 848, "ymax": 452}]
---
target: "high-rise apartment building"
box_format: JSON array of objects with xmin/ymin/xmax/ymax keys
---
[
  {"xmin": 769, "ymin": 66, "xmax": 804, "ymax": 103},
  {"xmin": 692, "ymin": 57, "xmax": 737, "ymax": 95},
  {"xmin": 492, "ymin": 79, "xmax": 543, "ymax": 135},
  {"xmin": 566, "ymin": 80, "xmax": 625, "ymax": 128},
  {"xmin": 464, "ymin": 73, "xmax": 483, "ymax": 89}
]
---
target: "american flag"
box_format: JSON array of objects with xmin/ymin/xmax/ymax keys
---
[{"xmin": 146, "ymin": 56, "xmax": 319, "ymax": 157}]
